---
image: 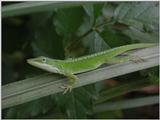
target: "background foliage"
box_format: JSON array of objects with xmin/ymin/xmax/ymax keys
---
[{"xmin": 2, "ymin": 2, "xmax": 159, "ymax": 119}]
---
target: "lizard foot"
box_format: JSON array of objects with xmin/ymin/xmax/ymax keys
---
[
  {"xmin": 130, "ymin": 55, "xmax": 145, "ymax": 63},
  {"xmin": 60, "ymin": 84, "xmax": 73, "ymax": 94}
]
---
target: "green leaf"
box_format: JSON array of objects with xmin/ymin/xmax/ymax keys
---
[
  {"xmin": 94, "ymin": 110, "xmax": 123, "ymax": 119},
  {"xmin": 55, "ymin": 85, "xmax": 97, "ymax": 118},
  {"xmin": 115, "ymin": 2, "xmax": 159, "ymax": 25},
  {"xmin": 94, "ymin": 95, "xmax": 159, "ymax": 112},
  {"xmin": 83, "ymin": 31, "xmax": 110, "ymax": 54},
  {"xmin": 114, "ymin": 2, "xmax": 159, "ymax": 42},
  {"xmin": 82, "ymin": 4, "xmax": 94, "ymax": 27},
  {"xmin": 102, "ymin": 3, "xmax": 116, "ymax": 21},
  {"xmin": 140, "ymin": 67, "xmax": 159, "ymax": 85},
  {"xmin": 148, "ymin": 72, "xmax": 159, "ymax": 85},
  {"xmin": 78, "ymin": 5, "xmax": 110, "ymax": 54},
  {"xmin": 5, "ymin": 96, "xmax": 55, "ymax": 118},
  {"xmin": 95, "ymin": 79, "xmax": 150, "ymax": 104},
  {"xmin": 83, "ymin": 3, "xmax": 104, "ymax": 25},
  {"xmin": 53, "ymin": 6, "xmax": 87, "ymax": 58},
  {"xmin": 93, "ymin": 4, "xmax": 104, "ymax": 20},
  {"xmin": 29, "ymin": 12, "xmax": 64, "ymax": 59},
  {"xmin": 100, "ymin": 26, "xmax": 131, "ymax": 47},
  {"xmin": 54, "ymin": 7, "xmax": 85, "ymax": 36}
]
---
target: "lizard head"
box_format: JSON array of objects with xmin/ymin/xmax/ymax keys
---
[{"xmin": 27, "ymin": 56, "xmax": 60, "ymax": 73}]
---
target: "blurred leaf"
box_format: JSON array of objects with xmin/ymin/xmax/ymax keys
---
[
  {"xmin": 83, "ymin": 31, "xmax": 110, "ymax": 54},
  {"xmin": 76, "ymin": 5, "xmax": 94, "ymax": 38},
  {"xmin": 30, "ymin": 12, "xmax": 64, "ymax": 59},
  {"xmin": 148, "ymin": 73, "xmax": 159, "ymax": 85},
  {"xmin": 114, "ymin": 2, "xmax": 158, "ymax": 25},
  {"xmin": 83, "ymin": 3, "xmax": 104, "ymax": 25},
  {"xmin": 94, "ymin": 95, "xmax": 159, "ymax": 112},
  {"xmin": 95, "ymin": 79, "xmax": 150, "ymax": 104},
  {"xmin": 102, "ymin": 3, "xmax": 116, "ymax": 22},
  {"xmin": 114, "ymin": 2, "xmax": 159, "ymax": 42},
  {"xmin": 100, "ymin": 25, "xmax": 131, "ymax": 47},
  {"xmin": 82, "ymin": 3, "xmax": 131, "ymax": 48},
  {"xmin": 2, "ymin": 17, "xmax": 28, "ymax": 54},
  {"xmin": 78, "ymin": 4, "xmax": 110, "ymax": 54},
  {"xmin": 82, "ymin": 4, "xmax": 94, "ymax": 28},
  {"xmin": 3, "ymin": 12, "xmax": 66, "ymax": 119},
  {"xmin": 53, "ymin": 7, "xmax": 86, "ymax": 58},
  {"xmin": 94, "ymin": 110, "xmax": 122, "ymax": 119},
  {"xmin": 55, "ymin": 85, "xmax": 97, "ymax": 118},
  {"xmin": 140, "ymin": 67, "xmax": 159, "ymax": 85},
  {"xmin": 5, "ymin": 96, "xmax": 56, "ymax": 118},
  {"xmin": 28, "ymin": 12, "xmax": 53, "ymax": 29},
  {"xmin": 54, "ymin": 7, "xmax": 84, "ymax": 36},
  {"xmin": 123, "ymin": 27, "xmax": 158, "ymax": 43},
  {"xmin": 2, "ymin": 58, "xmax": 14, "ymax": 85},
  {"xmin": 93, "ymin": 4, "xmax": 104, "ymax": 20}
]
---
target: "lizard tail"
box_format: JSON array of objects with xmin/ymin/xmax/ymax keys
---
[{"xmin": 107, "ymin": 43, "xmax": 156, "ymax": 57}]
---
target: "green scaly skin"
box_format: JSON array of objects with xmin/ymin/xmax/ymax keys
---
[{"xmin": 27, "ymin": 43, "xmax": 155, "ymax": 94}]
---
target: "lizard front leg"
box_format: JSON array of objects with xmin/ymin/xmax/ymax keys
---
[{"xmin": 60, "ymin": 73, "xmax": 78, "ymax": 94}]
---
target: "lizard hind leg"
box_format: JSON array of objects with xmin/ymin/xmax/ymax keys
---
[
  {"xmin": 106, "ymin": 54, "xmax": 144, "ymax": 64},
  {"xmin": 117, "ymin": 52, "xmax": 145, "ymax": 63}
]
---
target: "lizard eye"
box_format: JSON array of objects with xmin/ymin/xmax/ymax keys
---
[{"xmin": 42, "ymin": 58, "xmax": 47, "ymax": 63}]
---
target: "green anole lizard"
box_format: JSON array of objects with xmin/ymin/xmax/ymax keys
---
[{"xmin": 27, "ymin": 43, "xmax": 155, "ymax": 94}]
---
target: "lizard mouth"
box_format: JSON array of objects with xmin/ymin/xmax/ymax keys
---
[
  {"xmin": 27, "ymin": 59, "xmax": 42, "ymax": 68},
  {"xmin": 27, "ymin": 58, "xmax": 60, "ymax": 73}
]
